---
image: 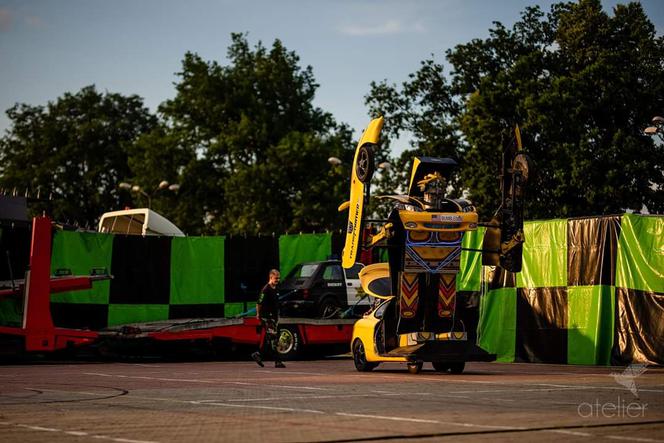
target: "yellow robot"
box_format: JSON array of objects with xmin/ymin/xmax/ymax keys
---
[{"xmin": 340, "ymin": 117, "xmax": 531, "ymax": 374}]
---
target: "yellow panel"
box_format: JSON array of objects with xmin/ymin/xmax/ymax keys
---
[
  {"xmin": 358, "ymin": 262, "xmax": 393, "ymax": 300},
  {"xmin": 342, "ymin": 117, "xmax": 384, "ymax": 268}
]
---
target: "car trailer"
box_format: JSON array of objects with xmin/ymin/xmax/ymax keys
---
[
  {"xmin": 99, "ymin": 316, "xmax": 356, "ymax": 360},
  {"xmin": 0, "ymin": 216, "xmax": 110, "ymax": 354},
  {"xmin": 0, "ymin": 216, "xmax": 357, "ymax": 360}
]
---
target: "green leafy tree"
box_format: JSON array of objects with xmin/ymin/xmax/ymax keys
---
[
  {"xmin": 366, "ymin": 59, "xmax": 460, "ymax": 218},
  {"xmin": 366, "ymin": 0, "xmax": 664, "ymax": 218},
  {"xmin": 123, "ymin": 125, "xmax": 197, "ymax": 232},
  {"xmin": 151, "ymin": 33, "xmax": 353, "ymax": 234},
  {"xmin": 0, "ymin": 86, "xmax": 157, "ymax": 226}
]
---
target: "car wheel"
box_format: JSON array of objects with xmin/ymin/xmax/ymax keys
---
[
  {"xmin": 449, "ymin": 361, "xmax": 465, "ymax": 374},
  {"xmin": 276, "ymin": 326, "xmax": 301, "ymax": 360},
  {"xmin": 432, "ymin": 361, "xmax": 450, "ymax": 372},
  {"xmin": 356, "ymin": 144, "xmax": 375, "ymax": 183},
  {"xmin": 407, "ymin": 361, "xmax": 423, "ymax": 374},
  {"xmin": 352, "ymin": 339, "xmax": 377, "ymax": 372},
  {"xmin": 318, "ymin": 297, "xmax": 341, "ymax": 319}
]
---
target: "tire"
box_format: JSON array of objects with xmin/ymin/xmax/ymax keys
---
[
  {"xmin": 352, "ymin": 339, "xmax": 377, "ymax": 372},
  {"xmin": 449, "ymin": 361, "xmax": 466, "ymax": 374},
  {"xmin": 432, "ymin": 361, "xmax": 450, "ymax": 373},
  {"xmin": 407, "ymin": 361, "xmax": 423, "ymax": 374},
  {"xmin": 318, "ymin": 297, "xmax": 341, "ymax": 319},
  {"xmin": 276, "ymin": 326, "xmax": 301, "ymax": 360},
  {"xmin": 356, "ymin": 144, "xmax": 375, "ymax": 183}
]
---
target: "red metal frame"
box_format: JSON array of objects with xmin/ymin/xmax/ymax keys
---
[
  {"xmin": 0, "ymin": 217, "xmax": 102, "ymax": 352},
  {"xmin": 147, "ymin": 316, "xmax": 355, "ymax": 349}
]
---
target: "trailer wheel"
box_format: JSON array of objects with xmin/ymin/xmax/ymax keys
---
[
  {"xmin": 432, "ymin": 361, "xmax": 450, "ymax": 372},
  {"xmin": 449, "ymin": 361, "xmax": 466, "ymax": 374},
  {"xmin": 352, "ymin": 339, "xmax": 377, "ymax": 372},
  {"xmin": 407, "ymin": 361, "xmax": 423, "ymax": 374},
  {"xmin": 276, "ymin": 326, "xmax": 301, "ymax": 360}
]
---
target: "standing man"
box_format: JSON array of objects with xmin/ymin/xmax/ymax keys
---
[{"xmin": 252, "ymin": 269, "xmax": 286, "ymax": 368}]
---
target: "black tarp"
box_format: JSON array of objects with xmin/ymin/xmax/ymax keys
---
[
  {"xmin": 169, "ymin": 304, "xmax": 225, "ymax": 319},
  {"xmin": 224, "ymin": 235, "xmax": 279, "ymax": 303},
  {"xmin": 51, "ymin": 303, "xmax": 109, "ymax": 330},
  {"xmin": 0, "ymin": 224, "xmax": 31, "ymax": 282},
  {"xmin": 567, "ymin": 216, "xmax": 621, "ymax": 287},
  {"xmin": 109, "ymin": 235, "xmax": 171, "ymax": 304},
  {"xmin": 516, "ymin": 287, "xmax": 568, "ymax": 364},
  {"xmin": 613, "ymin": 288, "xmax": 664, "ymax": 365}
]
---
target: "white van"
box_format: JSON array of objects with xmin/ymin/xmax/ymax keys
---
[{"xmin": 98, "ymin": 208, "xmax": 184, "ymax": 237}]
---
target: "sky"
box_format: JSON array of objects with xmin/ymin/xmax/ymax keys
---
[{"xmin": 1, "ymin": 0, "xmax": 662, "ymax": 156}]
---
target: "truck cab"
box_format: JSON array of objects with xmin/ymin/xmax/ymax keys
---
[{"xmin": 279, "ymin": 260, "xmax": 368, "ymax": 318}]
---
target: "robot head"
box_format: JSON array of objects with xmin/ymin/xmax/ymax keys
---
[{"xmin": 417, "ymin": 172, "xmax": 446, "ymax": 209}]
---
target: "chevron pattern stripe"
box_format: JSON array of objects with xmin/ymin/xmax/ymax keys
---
[
  {"xmin": 400, "ymin": 273, "xmax": 419, "ymax": 319},
  {"xmin": 438, "ymin": 273, "xmax": 456, "ymax": 318}
]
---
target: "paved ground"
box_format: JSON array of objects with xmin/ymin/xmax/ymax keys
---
[{"xmin": 0, "ymin": 358, "xmax": 662, "ymax": 442}]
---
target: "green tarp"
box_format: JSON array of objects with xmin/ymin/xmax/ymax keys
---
[
  {"xmin": 479, "ymin": 287, "xmax": 516, "ymax": 363},
  {"xmin": 567, "ymin": 285, "xmax": 614, "ymax": 365},
  {"xmin": 279, "ymin": 233, "xmax": 331, "ymax": 277},
  {"xmin": 517, "ymin": 219, "xmax": 567, "ymax": 289},
  {"xmin": 50, "ymin": 230, "xmax": 113, "ymax": 304},
  {"xmin": 0, "ymin": 298, "xmax": 22, "ymax": 327},
  {"xmin": 170, "ymin": 236, "xmax": 225, "ymax": 304},
  {"xmin": 457, "ymin": 228, "xmax": 484, "ymax": 292},
  {"xmin": 223, "ymin": 302, "xmax": 250, "ymax": 318},
  {"xmin": 616, "ymin": 214, "xmax": 663, "ymax": 293}
]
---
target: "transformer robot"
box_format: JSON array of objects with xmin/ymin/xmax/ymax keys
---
[{"xmin": 340, "ymin": 117, "xmax": 531, "ymax": 374}]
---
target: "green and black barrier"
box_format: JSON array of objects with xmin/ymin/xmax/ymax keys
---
[
  {"xmin": 477, "ymin": 214, "xmax": 662, "ymax": 365},
  {"xmin": 45, "ymin": 231, "xmax": 341, "ymax": 328},
  {"xmin": 0, "ymin": 214, "xmax": 660, "ymax": 365}
]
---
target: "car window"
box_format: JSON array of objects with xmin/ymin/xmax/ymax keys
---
[
  {"xmin": 299, "ymin": 264, "xmax": 318, "ymax": 278},
  {"xmin": 284, "ymin": 264, "xmax": 318, "ymax": 281},
  {"xmin": 322, "ymin": 264, "xmax": 344, "ymax": 281},
  {"xmin": 295, "ymin": 264, "xmax": 318, "ymax": 278},
  {"xmin": 374, "ymin": 300, "xmax": 389, "ymax": 319},
  {"xmin": 345, "ymin": 263, "xmax": 364, "ymax": 280}
]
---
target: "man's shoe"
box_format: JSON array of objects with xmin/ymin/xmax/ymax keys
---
[
  {"xmin": 251, "ymin": 352, "xmax": 264, "ymax": 367},
  {"xmin": 275, "ymin": 361, "xmax": 286, "ymax": 368}
]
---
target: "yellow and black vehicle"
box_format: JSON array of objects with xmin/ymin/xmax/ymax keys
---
[{"xmin": 340, "ymin": 117, "xmax": 532, "ymax": 374}]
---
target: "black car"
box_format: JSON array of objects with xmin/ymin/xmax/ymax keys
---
[{"xmin": 279, "ymin": 260, "xmax": 368, "ymax": 318}]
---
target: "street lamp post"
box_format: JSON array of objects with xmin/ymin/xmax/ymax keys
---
[
  {"xmin": 118, "ymin": 180, "xmax": 180, "ymax": 209},
  {"xmin": 644, "ymin": 115, "xmax": 664, "ymax": 142}
]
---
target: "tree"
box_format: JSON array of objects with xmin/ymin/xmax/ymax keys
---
[
  {"xmin": 150, "ymin": 33, "xmax": 354, "ymax": 234},
  {"xmin": 0, "ymin": 86, "xmax": 157, "ymax": 226},
  {"xmin": 365, "ymin": 59, "xmax": 461, "ymax": 218},
  {"xmin": 366, "ymin": 0, "xmax": 664, "ymax": 218}
]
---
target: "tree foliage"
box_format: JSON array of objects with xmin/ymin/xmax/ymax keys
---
[
  {"xmin": 2, "ymin": 5, "xmax": 662, "ymax": 235},
  {"xmin": 366, "ymin": 0, "xmax": 664, "ymax": 218},
  {"xmin": 143, "ymin": 33, "xmax": 354, "ymax": 235},
  {"xmin": 0, "ymin": 86, "xmax": 157, "ymax": 226}
]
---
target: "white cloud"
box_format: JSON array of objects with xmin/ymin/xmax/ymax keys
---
[{"xmin": 339, "ymin": 19, "xmax": 426, "ymax": 36}]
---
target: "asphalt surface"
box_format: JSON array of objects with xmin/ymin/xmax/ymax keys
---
[{"xmin": 0, "ymin": 358, "xmax": 662, "ymax": 442}]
